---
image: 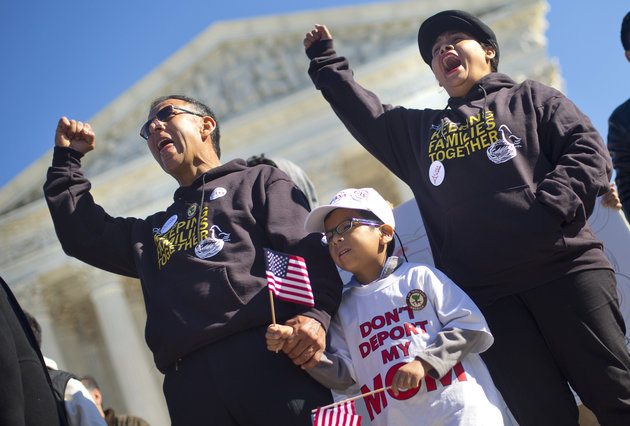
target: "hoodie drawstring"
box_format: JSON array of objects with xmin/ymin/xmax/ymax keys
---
[
  {"xmin": 437, "ymin": 84, "xmax": 491, "ymax": 140},
  {"xmin": 479, "ymin": 85, "xmax": 489, "ymax": 130}
]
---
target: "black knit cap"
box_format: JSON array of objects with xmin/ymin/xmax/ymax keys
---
[{"xmin": 417, "ymin": 10, "xmax": 499, "ymax": 66}]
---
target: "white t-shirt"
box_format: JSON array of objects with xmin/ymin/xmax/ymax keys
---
[{"xmin": 327, "ymin": 263, "xmax": 503, "ymax": 426}]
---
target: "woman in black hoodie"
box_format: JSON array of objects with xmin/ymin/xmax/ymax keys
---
[{"xmin": 305, "ymin": 10, "xmax": 630, "ymax": 426}]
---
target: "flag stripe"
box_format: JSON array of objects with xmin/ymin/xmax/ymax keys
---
[
  {"xmin": 267, "ymin": 284, "xmax": 315, "ymax": 304},
  {"xmin": 267, "ymin": 277, "xmax": 314, "ymax": 294},
  {"xmin": 285, "ymin": 272, "xmax": 309, "ymax": 282},
  {"xmin": 266, "ymin": 275, "xmax": 314, "ymax": 294},
  {"xmin": 314, "ymin": 400, "xmax": 361, "ymax": 426},
  {"xmin": 269, "ymin": 287, "xmax": 314, "ymax": 302}
]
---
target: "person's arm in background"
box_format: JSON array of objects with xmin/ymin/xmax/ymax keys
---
[{"xmin": 608, "ymin": 107, "xmax": 630, "ymax": 220}]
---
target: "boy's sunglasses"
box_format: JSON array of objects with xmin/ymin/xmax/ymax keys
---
[{"xmin": 140, "ymin": 105, "xmax": 204, "ymax": 140}]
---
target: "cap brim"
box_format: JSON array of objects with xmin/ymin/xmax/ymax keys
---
[{"xmin": 304, "ymin": 205, "xmax": 338, "ymax": 234}]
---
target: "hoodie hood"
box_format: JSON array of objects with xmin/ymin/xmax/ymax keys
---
[
  {"xmin": 173, "ymin": 159, "xmax": 247, "ymax": 201},
  {"xmin": 452, "ymin": 73, "xmax": 516, "ymax": 104}
]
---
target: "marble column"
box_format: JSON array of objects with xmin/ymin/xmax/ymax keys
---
[
  {"xmin": 15, "ymin": 276, "xmax": 66, "ymax": 368},
  {"xmin": 87, "ymin": 269, "xmax": 169, "ymax": 426}
]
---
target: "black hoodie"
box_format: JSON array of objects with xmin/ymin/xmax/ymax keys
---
[
  {"xmin": 44, "ymin": 148, "xmax": 342, "ymax": 372},
  {"xmin": 307, "ymin": 39, "xmax": 612, "ymax": 306}
]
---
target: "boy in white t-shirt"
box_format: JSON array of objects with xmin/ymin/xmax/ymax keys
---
[{"xmin": 266, "ymin": 188, "xmax": 503, "ymax": 425}]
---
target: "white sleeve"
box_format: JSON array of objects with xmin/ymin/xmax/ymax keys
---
[
  {"xmin": 416, "ymin": 327, "xmax": 490, "ymax": 379},
  {"xmin": 306, "ymin": 313, "xmax": 358, "ymax": 391},
  {"xmin": 415, "ymin": 267, "xmax": 494, "ymax": 377},
  {"xmin": 64, "ymin": 378, "xmax": 107, "ymax": 426},
  {"xmin": 426, "ymin": 267, "xmax": 493, "ymax": 339}
]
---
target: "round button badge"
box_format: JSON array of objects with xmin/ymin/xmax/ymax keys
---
[{"xmin": 429, "ymin": 161, "xmax": 445, "ymax": 186}]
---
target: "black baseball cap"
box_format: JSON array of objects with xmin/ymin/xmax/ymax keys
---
[{"xmin": 417, "ymin": 10, "xmax": 499, "ymax": 66}]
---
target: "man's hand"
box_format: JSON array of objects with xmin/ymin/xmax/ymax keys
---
[
  {"xmin": 601, "ymin": 182, "xmax": 622, "ymax": 210},
  {"xmin": 55, "ymin": 117, "xmax": 95, "ymax": 155},
  {"xmin": 265, "ymin": 324, "xmax": 294, "ymax": 352},
  {"xmin": 281, "ymin": 315, "xmax": 326, "ymax": 370},
  {"xmin": 304, "ymin": 24, "xmax": 332, "ymax": 49},
  {"xmin": 390, "ymin": 359, "xmax": 429, "ymax": 396}
]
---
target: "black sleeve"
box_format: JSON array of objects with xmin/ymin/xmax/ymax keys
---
[
  {"xmin": 535, "ymin": 92, "xmax": 613, "ymax": 222},
  {"xmin": 43, "ymin": 146, "xmax": 139, "ymax": 277},
  {"xmin": 263, "ymin": 176, "xmax": 342, "ymax": 331},
  {"xmin": 608, "ymin": 108, "xmax": 630, "ymax": 221},
  {"xmin": 306, "ymin": 39, "xmax": 416, "ymax": 184}
]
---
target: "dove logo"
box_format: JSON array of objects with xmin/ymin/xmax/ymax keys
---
[
  {"xmin": 194, "ymin": 225, "xmax": 231, "ymax": 259},
  {"xmin": 487, "ymin": 124, "xmax": 522, "ymax": 164}
]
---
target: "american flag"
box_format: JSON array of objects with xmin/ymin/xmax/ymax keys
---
[
  {"xmin": 314, "ymin": 400, "xmax": 362, "ymax": 426},
  {"xmin": 264, "ymin": 248, "xmax": 315, "ymax": 306}
]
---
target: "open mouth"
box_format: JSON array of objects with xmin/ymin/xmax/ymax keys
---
[
  {"xmin": 157, "ymin": 139, "xmax": 174, "ymax": 152},
  {"xmin": 442, "ymin": 53, "xmax": 462, "ymax": 74}
]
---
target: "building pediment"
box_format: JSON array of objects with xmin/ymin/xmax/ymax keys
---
[{"xmin": 0, "ymin": 0, "xmax": 556, "ymax": 215}]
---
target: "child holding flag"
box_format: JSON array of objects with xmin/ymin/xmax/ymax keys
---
[{"xmin": 267, "ymin": 188, "xmax": 503, "ymax": 425}]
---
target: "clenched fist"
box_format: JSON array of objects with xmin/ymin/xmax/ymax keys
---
[
  {"xmin": 304, "ymin": 24, "xmax": 332, "ymax": 49},
  {"xmin": 55, "ymin": 117, "xmax": 95, "ymax": 155}
]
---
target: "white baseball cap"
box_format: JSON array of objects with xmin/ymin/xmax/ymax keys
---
[{"xmin": 304, "ymin": 188, "xmax": 395, "ymax": 234}]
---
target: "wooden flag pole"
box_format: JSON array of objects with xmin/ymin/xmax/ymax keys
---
[
  {"xmin": 311, "ymin": 386, "xmax": 392, "ymax": 413},
  {"xmin": 269, "ymin": 288, "xmax": 277, "ymax": 325},
  {"xmin": 268, "ymin": 289, "xmax": 279, "ymax": 353}
]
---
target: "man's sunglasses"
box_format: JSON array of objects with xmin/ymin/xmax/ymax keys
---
[{"xmin": 140, "ymin": 105, "xmax": 205, "ymax": 140}]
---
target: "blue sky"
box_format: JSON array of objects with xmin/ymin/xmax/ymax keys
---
[{"xmin": 0, "ymin": 0, "xmax": 628, "ymax": 190}]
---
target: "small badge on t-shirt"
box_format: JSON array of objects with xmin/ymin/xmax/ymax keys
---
[
  {"xmin": 429, "ymin": 161, "xmax": 445, "ymax": 186},
  {"xmin": 160, "ymin": 215, "xmax": 178, "ymax": 234},
  {"xmin": 210, "ymin": 187, "xmax": 227, "ymax": 200},
  {"xmin": 187, "ymin": 203, "xmax": 197, "ymax": 219},
  {"xmin": 406, "ymin": 289, "xmax": 427, "ymax": 311}
]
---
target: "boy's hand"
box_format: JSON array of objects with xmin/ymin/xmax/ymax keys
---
[
  {"xmin": 390, "ymin": 359, "xmax": 428, "ymax": 396},
  {"xmin": 304, "ymin": 24, "xmax": 332, "ymax": 49},
  {"xmin": 265, "ymin": 324, "xmax": 294, "ymax": 352},
  {"xmin": 282, "ymin": 315, "xmax": 326, "ymax": 369},
  {"xmin": 55, "ymin": 117, "xmax": 95, "ymax": 155}
]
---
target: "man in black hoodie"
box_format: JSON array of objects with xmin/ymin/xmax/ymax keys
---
[
  {"xmin": 305, "ymin": 10, "xmax": 630, "ymax": 426},
  {"xmin": 44, "ymin": 95, "xmax": 342, "ymax": 425},
  {"xmin": 608, "ymin": 11, "xmax": 630, "ymax": 222}
]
